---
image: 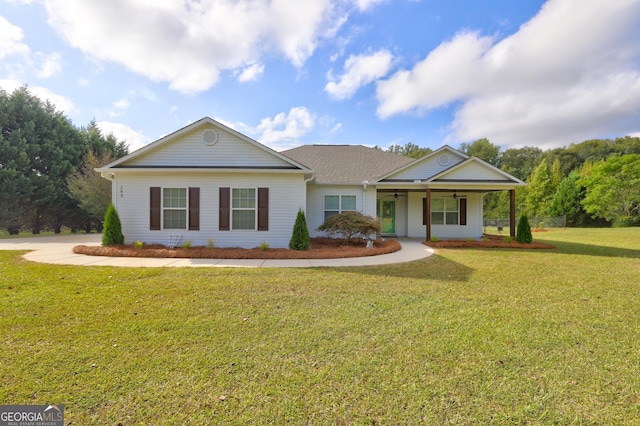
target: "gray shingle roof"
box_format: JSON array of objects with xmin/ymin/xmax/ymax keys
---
[{"xmin": 282, "ymin": 145, "xmax": 415, "ymax": 184}]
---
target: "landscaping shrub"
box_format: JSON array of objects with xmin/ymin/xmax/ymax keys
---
[
  {"xmin": 516, "ymin": 214, "xmax": 533, "ymax": 244},
  {"xmin": 289, "ymin": 209, "xmax": 310, "ymax": 250},
  {"xmin": 102, "ymin": 204, "xmax": 124, "ymax": 246},
  {"xmin": 317, "ymin": 211, "xmax": 380, "ymax": 243}
]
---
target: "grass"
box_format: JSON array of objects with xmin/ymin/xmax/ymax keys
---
[{"xmin": 1, "ymin": 228, "xmax": 639, "ymax": 424}]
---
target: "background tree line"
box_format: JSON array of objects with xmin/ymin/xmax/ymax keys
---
[
  {"xmin": 0, "ymin": 87, "xmax": 128, "ymax": 235},
  {"xmin": 2, "ymin": 85, "xmax": 638, "ymax": 235},
  {"xmin": 384, "ymin": 136, "xmax": 640, "ymax": 227}
]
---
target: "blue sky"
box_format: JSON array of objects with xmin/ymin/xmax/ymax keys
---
[{"xmin": 1, "ymin": 0, "xmax": 639, "ymax": 153}]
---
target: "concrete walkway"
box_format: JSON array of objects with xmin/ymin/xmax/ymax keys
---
[{"xmin": 0, "ymin": 234, "xmax": 434, "ymax": 268}]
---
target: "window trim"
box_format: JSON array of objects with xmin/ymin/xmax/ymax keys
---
[
  {"xmin": 231, "ymin": 187, "xmax": 257, "ymax": 231},
  {"xmin": 323, "ymin": 194, "xmax": 357, "ymax": 221},
  {"xmin": 162, "ymin": 187, "xmax": 188, "ymax": 230},
  {"xmin": 150, "ymin": 187, "xmax": 199, "ymax": 231},
  {"xmin": 431, "ymin": 197, "xmax": 460, "ymax": 226}
]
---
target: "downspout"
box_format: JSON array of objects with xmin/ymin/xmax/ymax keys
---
[
  {"xmin": 361, "ymin": 180, "xmax": 369, "ymax": 212},
  {"xmin": 303, "ymin": 172, "xmax": 316, "ymax": 213}
]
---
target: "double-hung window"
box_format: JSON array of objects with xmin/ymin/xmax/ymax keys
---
[
  {"xmin": 431, "ymin": 198, "xmax": 459, "ymax": 225},
  {"xmin": 163, "ymin": 188, "xmax": 187, "ymax": 229},
  {"xmin": 150, "ymin": 187, "xmax": 199, "ymax": 231},
  {"xmin": 232, "ymin": 188, "xmax": 256, "ymax": 230},
  {"xmin": 324, "ymin": 195, "xmax": 356, "ymax": 221}
]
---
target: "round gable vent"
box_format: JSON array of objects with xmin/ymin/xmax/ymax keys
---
[
  {"xmin": 438, "ymin": 153, "xmax": 450, "ymax": 166},
  {"xmin": 202, "ymin": 129, "xmax": 218, "ymax": 145}
]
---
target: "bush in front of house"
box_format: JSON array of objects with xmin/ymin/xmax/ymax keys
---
[
  {"xmin": 516, "ymin": 213, "xmax": 533, "ymax": 244},
  {"xmin": 102, "ymin": 204, "xmax": 124, "ymax": 246},
  {"xmin": 317, "ymin": 211, "xmax": 380, "ymax": 243},
  {"xmin": 289, "ymin": 208, "xmax": 310, "ymax": 250}
]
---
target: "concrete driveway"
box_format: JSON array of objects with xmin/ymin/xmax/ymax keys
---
[{"xmin": 0, "ymin": 234, "xmax": 434, "ymax": 268}]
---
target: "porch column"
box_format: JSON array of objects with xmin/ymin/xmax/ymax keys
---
[
  {"xmin": 425, "ymin": 188, "xmax": 431, "ymax": 241},
  {"xmin": 509, "ymin": 189, "xmax": 516, "ymax": 238}
]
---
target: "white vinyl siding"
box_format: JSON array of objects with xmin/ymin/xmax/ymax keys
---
[
  {"xmin": 387, "ymin": 149, "xmax": 466, "ymax": 181},
  {"xmin": 112, "ymin": 172, "xmax": 305, "ymax": 248},
  {"xmin": 122, "ymin": 126, "xmax": 293, "ymax": 168}
]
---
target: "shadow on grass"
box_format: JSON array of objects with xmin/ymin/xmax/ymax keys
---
[
  {"xmin": 536, "ymin": 239, "xmax": 640, "ymax": 258},
  {"xmin": 342, "ymin": 255, "xmax": 475, "ymax": 282}
]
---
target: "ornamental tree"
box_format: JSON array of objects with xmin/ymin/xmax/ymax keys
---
[{"xmin": 317, "ymin": 211, "xmax": 380, "ymax": 244}]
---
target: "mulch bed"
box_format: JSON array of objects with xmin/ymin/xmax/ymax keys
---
[
  {"xmin": 73, "ymin": 237, "xmax": 401, "ymax": 259},
  {"xmin": 424, "ymin": 233, "xmax": 556, "ymax": 249}
]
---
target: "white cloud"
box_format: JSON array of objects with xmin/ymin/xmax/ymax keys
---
[
  {"xmin": 0, "ymin": 79, "xmax": 76, "ymax": 113},
  {"xmin": 96, "ymin": 121, "xmax": 151, "ymax": 152},
  {"xmin": 376, "ymin": 0, "xmax": 640, "ymax": 148},
  {"xmin": 112, "ymin": 98, "xmax": 129, "ymax": 110},
  {"xmin": 256, "ymin": 107, "xmax": 316, "ymax": 148},
  {"xmin": 352, "ymin": 0, "xmax": 387, "ymax": 12},
  {"xmin": 35, "ymin": 52, "xmax": 62, "ymax": 78},
  {"xmin": 42, "ymin": 0, "xmax": 349, "ymax": 93},
  {"xmin": 0, "ymin": 15, "xmax": 30, "ymax": 60},
  {"xmin": 237, "ymin": 63, "xmax": 265, "ymax": 83},
  {"xmin": 325, "ymin": 49, "xmax": 394, "ymax": 100}
]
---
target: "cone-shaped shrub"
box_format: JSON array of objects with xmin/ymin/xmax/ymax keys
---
[
  {"xmin": 516, "ymin": 213, "xmax": 533, "ymax": 244},
  {"xmin": 289, "ymin": 208, "xmax": 310, "ymax": 250},
  {"xmin": 102, "ymin": 203, "xmax": 124, "ymax": 246}
]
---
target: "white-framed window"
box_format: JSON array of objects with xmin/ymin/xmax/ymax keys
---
[
  {"xmin": 232, "ymin": 188, "xmax": 256, "ymax": 230},
  {"xmin": 163, "ymin": 188, "xmax": 187, "ymax": 229},
  {"xmin": 431, "ymin": 198, "xmax": 459, "ymax": 225},
  {"xmin": 324, "ymin": 195, "xmax": 357, "ymax": 221}
]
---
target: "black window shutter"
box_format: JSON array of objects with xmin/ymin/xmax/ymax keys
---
[
  {"xmin": 150, "ymin": 187, "xmax": 161, "ymax": 230},
  {"xmin": 189, "ymin": 187, "xmax": 200, "ymax": 231},
  {"xmin": 257, "ymin": 188, "xmax": 269, "ymax": 231},
  {"xmin": 219, "ymin": 187, "xmax": 230, "ymax": 231},
  {"xmin": 460, "ymin": 198, "xmax": 467, "ymax": 226}
]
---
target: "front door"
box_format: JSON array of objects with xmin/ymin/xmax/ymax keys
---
[{"xmin": 380, "ymin": 200, "xmax": 396, "ymax": 234}]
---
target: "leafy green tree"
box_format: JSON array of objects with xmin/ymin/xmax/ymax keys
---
[
  {"xmin": 526, "ymin": 160, "xmax": 556, "ymax": 217},
  {"xmin": 68, "ymin": 151, "xmax": 115, "ymax": 231},
  {"xmin": 614, "ymin": 136, "xmax": 640, "ymax": 155},
  {"xmin": 0, "ymin": 87, "xmax": 85, "ymax": 233},
  {"xmin": 498, "ymin": 146, "xmax": 543, "ymax": 181},
  {"xmin": 385, "ymin": 142, "xmax": 432, "ymax": 159},
  {"xmin": 459, "ymin": 138, "xmax": 500, "ymax": 166},
  {"xmin": 548, "ymin": 172, "xmax": 590, "ymax": 226},
  {"xmin": 102, "ymin": 204, "xmax": 124, "ymax": 246},
  {"xmin": 578, "ymin": 154, "xmax": 640, "ymax": 226},
  {"xmin": 81, "ymin": 120, "xmax": 128, "ymax": 158},
  {"xmin": 289, "ymin": 209, "xmax": 310, "ymax": 250},
  {"xmin": 317, "ymin": 211, "xmax": 380, "ymax": 243},
  {"xmin": 516, "ymin": 214, "xmax": 532, "ymax": 244}
]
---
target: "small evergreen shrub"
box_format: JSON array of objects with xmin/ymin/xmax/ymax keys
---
[
  {"xmin": 102, "ymin": 204, "xmax": 124, "ymax": 246},
  {"xmin": 289, "ymin": 209, "xmax": 310, "ymax": 250},
  {"xmin": 431, "ymin": 236, "xmax": 439, "ymax": 242},
  {"xmin": 181, "ymin": 239, "xmax": 192, "ymax": 249},
  {"xmin": 516, "ymin": 214, "xmax": 533, "ymax": 244},
  {"xmin": 503, "ymin": 236, "xmax": 513, "ymax": 243},
  {"xmin": 260, "ymin": 242, "xmax": 269, "ymax": 251},
  {"xmin": 133, "ymin": 241, "xmax": 143, "ymax": 249}
]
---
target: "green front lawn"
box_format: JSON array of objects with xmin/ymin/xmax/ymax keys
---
[{"xmin": 1, "ymin": 228, "xmax": 639, "ymax": 424}]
